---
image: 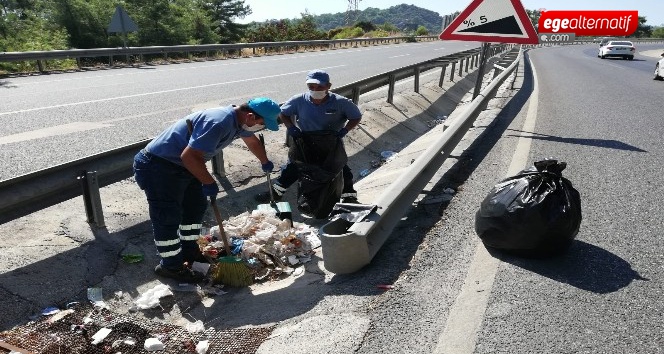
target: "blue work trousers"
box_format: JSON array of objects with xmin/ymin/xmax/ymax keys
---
[{"xmin": 133, "ymin": 150, "xmax": 207, "ymax": 269}]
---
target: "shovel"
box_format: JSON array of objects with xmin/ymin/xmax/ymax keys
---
[{"xmin": 256, "ymin": 134, "xmax": 293, "ymax": 223}]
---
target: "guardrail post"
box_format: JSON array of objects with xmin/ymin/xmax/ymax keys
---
[
  {"xmin": 109, "ymin": 55, "xmax": 114, "ymax": 67},
  {"xmin": 76, "ymin": 58, "xmax": 82, "ymax": 70},
  {"xmin": 439, "ymin": 64, "xmax": 447, "ymax": 87},
  {"xmin": 465, "ymin": 56, "xmax": 470, "ymax": 72},
  {"xmin": 37, "ymin": 60, "xmax": 44, "ymax": 72},
  {"xmin": 414, "ymin": 67, "xmax": 420, "ymax": 93},
  {"xmin": 352, "ymin": 87, "xmax": 361, "ymax": 105},
  {"xmin": 387, "ymin": 74, "xmax": 396, "ymax": 104},
  {"xmin": 211, "ymin": 152, "xmax": 225, "ymax": 177},
  {"xmin": 450, "ymin": 62, "xmax": 456, "ymax": 81},
  {"xmin": 458, "ymin": 58, "xmax": 464, "ymax": 76},
  {"xmin": 78, "ymin": 171, "xmax": 105, "ymax": 228}
]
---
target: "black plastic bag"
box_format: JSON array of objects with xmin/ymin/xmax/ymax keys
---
[
  {"xmin": 475, "ymin": 159, "xmax": 582, "ymax": 257},
  {"xmin": 289, "ymin": 131, "xmax": 347, "ymax": 219}
]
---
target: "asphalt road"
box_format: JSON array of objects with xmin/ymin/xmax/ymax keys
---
[
  {"xmin": 0, "ymin": 40, "xmax": 480, "ymax": 181},
  {"xmin": 353, "ymin": 44, "xmax": 664, "ymax": 353}
]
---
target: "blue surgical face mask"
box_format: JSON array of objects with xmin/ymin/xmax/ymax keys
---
[{"xmin": 309, "ymin": 90, "xmax": 327, "ymax": 100}]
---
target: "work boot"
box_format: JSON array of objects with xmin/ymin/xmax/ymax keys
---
[
  {"xmin": 183, "ymin": 249, "xmax": 209, "ymax": 264},
  {"xmin": 154, "ymin": 264, "xmax": 205, "ymax": 283},
  {"xmin": 254, "ymin": 187, "xmax": 282, "ymax": 203}
]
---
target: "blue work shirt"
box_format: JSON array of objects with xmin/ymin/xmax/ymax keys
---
[
  {"xmin": 145, "ymin": 106, "xmax": 253, "ymax": 166},
  {"xmin": 281, "ymin": 92, "xmax": 361, "ymax": 131}
]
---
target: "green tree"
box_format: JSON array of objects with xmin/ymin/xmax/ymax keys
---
[
  {"xmin": 415, "ymin": 25, "xmax": 428, "ymax": 35},
  {"xmin": 199, "ymin": 0, "xmax": 251, "ymax": 43},
  {"xmin": 630, "ymin": 16, "xmax": 652, "ymax": 38},
  {"xmin": 652, "ymin": 27, "xmax": 664, "ymax": 38},
  {"xmin": 50, "ymin": 0, "xmax": 114, "ymax": 48}
]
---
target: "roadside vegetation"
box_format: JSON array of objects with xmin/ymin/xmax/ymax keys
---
[{"xmin": 1, "ymin": 0, "xmax": 661, "ymax": 74}]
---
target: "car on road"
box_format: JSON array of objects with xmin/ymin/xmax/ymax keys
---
[
  {"xmin": 597, "ymin": 37, "xmax": 616, "ymax": 47},
  {"xmin": 655, "ymin": 52, "xmax": 664, "ymax": 80},
  {"xmin": 598, "ymin": 40, "xmax": 636, "ymax": 60}
]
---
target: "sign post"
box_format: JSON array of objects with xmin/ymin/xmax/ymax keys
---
[{"xmin": 440, "ymin": 0, "xmax": 538, "ymax": 98}]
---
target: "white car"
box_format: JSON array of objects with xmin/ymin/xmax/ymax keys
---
[
  {"xmin": 598, "ymin": 40, "xmax": 635, "ymax": 60},
  {"xmin": 655, "ymin": 52, "xmax": 664, "ymax": 80}
]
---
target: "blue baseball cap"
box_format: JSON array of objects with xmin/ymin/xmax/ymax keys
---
[
  {"xmin": 305, "ymin": 69, "xmax": 330, "ymax": 85},
  {"xmin": 247, "ymin": 97, "xmax": 280, "ymax": 131}
]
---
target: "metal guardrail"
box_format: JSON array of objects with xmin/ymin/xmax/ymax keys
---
[
  {"xmin": 0, "ymin": 44, "xmax": 510, "ymax": 226},
  {"xmin": 0, "ymin": 36, "xmax": 439, "ymax": 72},
  {"xmin": 319, "ymin": 46, "xmax": 523, "ymax": 274}
]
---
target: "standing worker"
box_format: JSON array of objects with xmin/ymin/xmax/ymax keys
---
[
  {"xmin": 255, "ymin": 69, "xmax": 362, "ymax": 205},
  {"xmin": 134, "ymin": 97, "xmax": 281, "ymax": 283}
]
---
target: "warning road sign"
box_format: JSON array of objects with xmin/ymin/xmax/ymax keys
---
[{"xmin": 440, "ymin": 0, "xmax": 538, "ymax": 44}]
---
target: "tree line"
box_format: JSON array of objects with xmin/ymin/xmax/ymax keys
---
[{"xmin": 1, "ymin": 1, "xmax": 660, "ymax": 56}]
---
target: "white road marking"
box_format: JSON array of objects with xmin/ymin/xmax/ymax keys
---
[
  {"xmin": 434, "ymin": 53, "xmax": 540, "ymax": 354},
  {"xmin": 0, "ymin": 122, "xmax": 113, "ymax": 145},
  {"xmin": 389, "ymin": 54, "xmax": 411, "ymax": 58},
  {"xmin": 0, "ymin": 66, "xmax": 345, "ymax": 117},
  {"xmin": 0, "ymin": 91, "xmax": 277, "ymax": 145}
]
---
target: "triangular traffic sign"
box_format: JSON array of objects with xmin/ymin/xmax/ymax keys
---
[
  {"xmin": 107, "ymin": 5, "xmax": 138, "ymax": 33},
  {"xmin": 440, "ymin": 0, "xmax": 538, "ymax": 44}
]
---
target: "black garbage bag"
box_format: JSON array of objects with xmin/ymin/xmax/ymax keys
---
[
  {"xmin": 474, "ymin": 159, "xmax": 582, "ymax": 257},
  {"xmin": 289, "ymin": 131, "xmax": 347, "ymax": 219}
]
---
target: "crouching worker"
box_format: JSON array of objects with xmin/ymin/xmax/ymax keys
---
[{"xmin": 133, "ymin": 97, "xmax": 281, "ymax": 283}]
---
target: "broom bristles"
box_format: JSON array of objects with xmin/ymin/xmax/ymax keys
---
[{"xmin": 213, "ymin": 256, "xmax": 253, "ymax": 287}]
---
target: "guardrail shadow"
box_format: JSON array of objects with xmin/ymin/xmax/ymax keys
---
[
  {"xmin": 492, "ymin": 240, "xmax": 647, "ymax": 293},
  {"xmin": 505, "ymin": 130, "xmax": 647, "ymax": 152}
]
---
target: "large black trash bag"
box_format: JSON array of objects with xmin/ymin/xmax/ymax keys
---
[
  {"xmin": 289, "ymin": 131, "xmax": 347, "ymax": 219},
  {"xmin": 475, "ymin": 159, "xmax": 582, "ymax": 257}
]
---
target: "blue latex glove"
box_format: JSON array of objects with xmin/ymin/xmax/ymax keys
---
[
  {"xmin": 261, "ymin": 160, "xmax": 274, "ymax": 173},
  {"xmin": 337, "ymin": 127, "xmax": 349, "ymax": 138},
  {"xmin": 201, "ymin": 182, "xmax": 220, "ymax": 197},
  {"xmin": 287, "ymin": 126, "xmax": 302, "ymax": 138}
]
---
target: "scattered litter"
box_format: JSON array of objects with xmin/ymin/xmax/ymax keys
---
[
  {"xmin": 200, "ymin": 209, "xmax": 321, "ymax": 283},
  {"xmin": 87, "ymin": 287, "xmax": 103, "ymax": 302},
  {"xmin": 121, "ymin": 253, "xmax": 144, "ymax": 263},
  {"xmin": 185, "ymin": 320, "xmax": 205, "ymax": 333},
  {"xmin": 112, "ymin": 337, "xmax": 137, "ymax": 348},
  {"xmin": 380, "ymin": 150, "xmax": 397, "ymax": 162},
  {"xmin": 173, "ymin": 283, "xmax": 200, "ymax": 292},
  {"xmin": 292, "ymin": 267, "xmax": 305, "ymax": 277},
  {"xmin": 47, "ymin": 309, "xmax": 75, "ymax": 324},
  {"xmin": 90, "ymin": 327, "xmax": 112, "ymax": 345},
  {"xmin": 377, "ymin": 284, "xmax": 395, "ymax": 290},
  {"xmin": 191, "ymin": 261, "xmax": 211, "ymax": 275},
  {"xmin": 196, "ymin": 339, "xmax": 210, "ymax": 354},
  {"xmin": 443, "ymin": 187, "xmax": 456, "ymax": 194},
  {"xmin": 359, "ymin": 168, "xmax": 371, "ymax": 177},
  {"xmin": 201, "ymin": 284, "xmax": 227, "ymax": 296},
  {"xmin": 133, "ymin": 284, "xmax": 173, "ymax": 310},
  {"xmin": 41, "ymin": 307, "xmax": 60, "ymax": 316},
  {"xmin": 144, "ymin": 337, "xmax": 164, "ymax": 351},
  {"xmin": 329, "ymin": 203, "xmax": 378, "ymax": 223},
  {"xmin": 418, "ymin": 194, "xmax": 454, "ymax": 205}
]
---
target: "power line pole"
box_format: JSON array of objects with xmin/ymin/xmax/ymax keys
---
[{"xmin": 346, "ymin": 0, "xmax": 361, "ymax": 26}]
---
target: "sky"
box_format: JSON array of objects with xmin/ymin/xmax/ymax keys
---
[{"xmin": 236, "ymin": 0, "xmax": 664, "ymax": 27}]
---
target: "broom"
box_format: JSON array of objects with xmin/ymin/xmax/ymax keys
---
[{"xmin": 209, "ymin": 196, "xmax": 253, "ymax": 287}]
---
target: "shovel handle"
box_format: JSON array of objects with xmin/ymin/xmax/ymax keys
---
[
  {"xmin": 258, "ymin": 134, "xmax": 276, "ymax": 203},
  {"xmin": 210, "ymin": 196, "xmax": 231, "ymax": 255}
]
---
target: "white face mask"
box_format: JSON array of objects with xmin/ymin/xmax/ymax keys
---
[
  {"xmin": 309, "ymin": 90, "xmax": 327, "ymax": 100},
  {"xmin": 242, "ymin": 123, "xmax": 264, "ymax": 132}
]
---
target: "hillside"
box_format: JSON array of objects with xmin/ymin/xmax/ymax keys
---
[{"xmin": 272, "ymin": 4, "xmax": 444, "ymax": 34}]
